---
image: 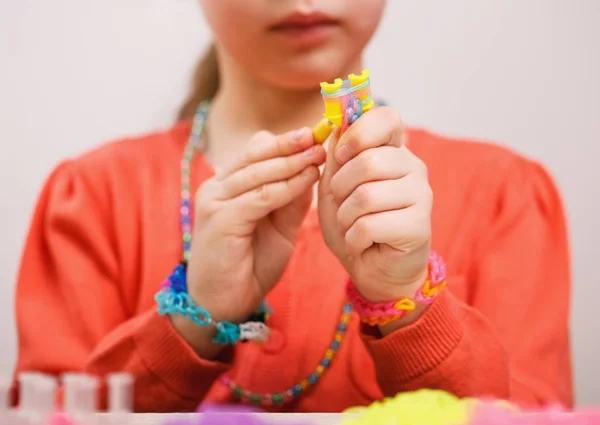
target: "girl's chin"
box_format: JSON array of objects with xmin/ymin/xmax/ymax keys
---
[{"xmin": 261, "ymin": 56, "xmax": 359, "ymax": 90}]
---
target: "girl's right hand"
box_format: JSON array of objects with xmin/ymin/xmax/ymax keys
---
[{"xmin": 171, "ymin": 128, "xmax": 326, "ymax": 357}]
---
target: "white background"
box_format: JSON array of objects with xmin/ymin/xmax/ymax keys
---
[{"xmin": 1, "ymin": 0, "xmax": 599, "ymax": 405}]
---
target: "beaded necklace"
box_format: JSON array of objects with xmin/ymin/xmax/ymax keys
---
[{"xmin": 180, "ymin": 101, "xmax": 352, "ymax": 406}]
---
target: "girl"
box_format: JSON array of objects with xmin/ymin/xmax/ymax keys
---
[{"xmin": 14, "ymin": 0, "xmax": 572, "ymax": 413}]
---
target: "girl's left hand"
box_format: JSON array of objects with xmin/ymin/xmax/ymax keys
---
[{"xmin": 318, "ymin": 107, "xmax": 433, "ymax": 303}]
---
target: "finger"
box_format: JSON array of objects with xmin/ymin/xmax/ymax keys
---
[
  {"xmin": 219, "ymin": 144, "xmax": 326, "ymax": 199},
  {"xmin": 216, "ymin": 127, "xmax": 314, "ymax": 180},
  {"xmin": 269, "ymin": 187, "xmax": 313, "ymax": 246},
  {"xmin": 330, "ymin": 146, "xmax": 426, "ymax": 203},
  {"xmin": 317, "ymin": 127, "xmax": 342, "ymax": 200},
  {"xmin": 334, "ymin": 106, "xmax": 406, "ymax": 165},
  {"xmin": 344, "ymin": 208, "xmax": 430, "ymax": 257},
  {"xmin": 232, "ymin": 165, "xmax": 321, "ymax": 222},
  {"xmin": 337, "ymin": 175, "xmax": 431, "ymax": 235}
]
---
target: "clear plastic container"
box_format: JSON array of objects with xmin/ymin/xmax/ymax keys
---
[
  {"xmin": 62, "ymin": 373, "xmax": 99, "ymax": 415},
  {"xmin": 18, "ymin": 372, "xmax": 42, "ymax": 414},
  {"xmin": 16, "ymin": 372, "xmax": 57, "ymax": 425},
  {"xmin": 106, "ymin": 373, "xmax": 133, "ymax": 414},
  {"xmin": 35, "ymin": 375, "xmax": 57, "ymax": 417}
]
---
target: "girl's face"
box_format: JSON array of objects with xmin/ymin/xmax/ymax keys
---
[{"xmin": 200, "ymin": 0, "xmax": 386, "ymax": 90}]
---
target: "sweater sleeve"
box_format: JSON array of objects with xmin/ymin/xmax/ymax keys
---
[
  {"xmin": 361, "ymin": 156, "xmax": 573, "ymax": 407},
  {"xmin": 13, "ymin": 161, "xmax": 230, "ymax": 412}
]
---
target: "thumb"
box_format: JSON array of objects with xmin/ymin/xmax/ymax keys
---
[{"xmin": 317, "ymin": 128, "xmax": 347, "ymax": 258}]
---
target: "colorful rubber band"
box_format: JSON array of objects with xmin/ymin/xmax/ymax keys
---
[
  {"xmin": 346, "ymin": 251, "xmax": 447, "ymax": 326},
  {"xmin": 155, "ymin": 262, "xmax": 272, "ymax": 345},
  {"xmin": 319, "ymin": 69, "xmax": 375, "ymax": 135}
]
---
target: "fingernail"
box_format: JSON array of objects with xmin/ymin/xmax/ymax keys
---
[
  {"xmin": 290, "ymin": 128, "xmax": 305, "ymax": 144},
  {"xmin": 335, "ymin": 145, "xmax": 351, "ymax": 164},
  {"xmin": 303, "ymin": 146, "xmax": 316, "ymax": 158}
]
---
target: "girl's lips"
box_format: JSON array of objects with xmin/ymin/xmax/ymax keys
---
[
  {"xmin": 270, "ymin": 12, "xmax": 339, "ymax": 30},
  {"xmin": 269, "ymin": 13, "xmax": 339, "ymax": 46}
]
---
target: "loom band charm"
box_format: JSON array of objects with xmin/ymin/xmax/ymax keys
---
[{"xmin": 239, "ymin": 322, "xmax": 271, "ymax": 343}]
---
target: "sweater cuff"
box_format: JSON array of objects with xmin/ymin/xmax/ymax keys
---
[
  {"xmin": 360, "ymin": 290, "xmax": 463, "ymax": 384},
  {"xmin": 133, "ymin": 310, "xmax": 232, "ymax": 399}
]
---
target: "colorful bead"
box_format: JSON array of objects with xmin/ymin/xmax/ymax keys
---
[
  {"xmin": 292, "ymin": 385, "xmax": 302, "ymax": 396},
  {"xmin": 216, "ymin": 300, "xmax": 352, "ymax": 406},
  {"xmin": 219, "ymin": 303, "xmax": 352, "ymax": 406}
]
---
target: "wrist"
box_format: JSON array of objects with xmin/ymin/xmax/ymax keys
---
[
  {"xmin": 377, "ymin": 303, "xmax": 428, "ymax": 335},
  {"xmin": 156, "ymin": 262, "xmax": 272, "ymax": 350},
  {"xmin": 353, "ymin": 267, "xmax": 429, "ymax": 303},
  {"xmin": 170, "ymin": 314, "xmax": 224, "ymax": 360},
  {"xmin": 346, "ymin": 251, "xmax": 447, "ymax": 331}
]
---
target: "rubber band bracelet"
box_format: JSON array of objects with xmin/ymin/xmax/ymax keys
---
[
  {"xmin": 155, "ymin": 262, "xmax": 272, "ymax": 345},
  {"xmin": 346, "ymin": 251, "xmax": 447, "ymax": 326}
]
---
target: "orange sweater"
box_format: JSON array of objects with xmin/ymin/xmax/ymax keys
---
[{"xmin": 14, "ymin": 122, "xmax": 573, "ymax": 412}]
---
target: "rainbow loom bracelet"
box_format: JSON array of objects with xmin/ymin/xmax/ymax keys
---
[
  {"xmin": 155, "ymin": 262, "xmax": 272, "ymax": 344},
  {"xmin": 346, "ymin": 251, "xmax": 447, "ymax": 326}
]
